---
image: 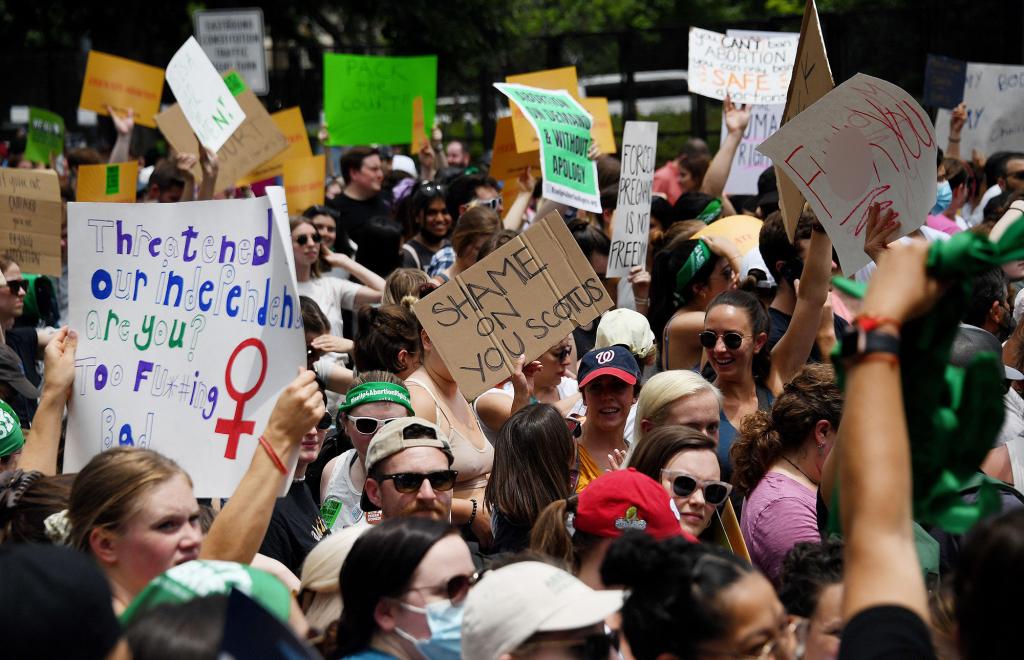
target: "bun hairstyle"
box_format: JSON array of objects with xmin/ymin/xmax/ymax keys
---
[
  {"xmin": 354, "ymin": 303, "xmax": 421, "ymax": 375},
  {"xmin": 382, "ymin": 268, "xmax": 430, "ymax": 306},
  {"xmin": 730, "ymin": 363, "xmax": 842, "ymax": 496},
  {"xmin": 601, "ymin": 532, "xmax": 752, "ymax": 660}
]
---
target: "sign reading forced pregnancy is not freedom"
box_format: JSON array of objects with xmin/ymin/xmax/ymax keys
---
[
  {"xmin": 66, "ymin": 190, "xmax": 305, "ymax": 497},
  {"xmin": 166, "ymin": 37, "xmax": 246, "ymax": 152},
  {"xmin": 415, "ymin": 212, "xmax": 612, "ymax": 401},
  {"xmin": 607, "ymin": 121, "xmax": 659, "ymax": 278},
  {"xmin": 494, "ymin": 83, "xmax": 602, "ymax": 214}
]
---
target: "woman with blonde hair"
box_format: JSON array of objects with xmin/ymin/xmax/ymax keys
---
[
  {"xmin": 382, "ymin": 268, "xmax": 430, "ymax": 306},
  {"xmin": 633, "ymin": 369, "xmax": 722, "ymax": 447}
]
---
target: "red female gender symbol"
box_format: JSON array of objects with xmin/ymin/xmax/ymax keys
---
[{"xmin": 215, "ymin": 337, "xmax": 269, "ymax": 459}]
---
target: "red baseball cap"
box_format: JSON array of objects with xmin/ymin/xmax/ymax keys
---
[{"xmin": 575, "ymin": 468, "xmax": 695, "ymax": 542}]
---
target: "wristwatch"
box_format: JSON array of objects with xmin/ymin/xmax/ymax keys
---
[{"xmin": 838, "ymin": 323, "xmax": 900, "ymax": 363}]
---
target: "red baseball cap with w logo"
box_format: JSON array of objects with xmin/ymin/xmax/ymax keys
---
[{"xmin": 577, "ymin": 345, "xmax": 641, "ymax": 389}]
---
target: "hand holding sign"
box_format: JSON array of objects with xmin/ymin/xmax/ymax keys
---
[{"xmin": 166, "ymin": 37, "xmax": 246, "ymax": 152}]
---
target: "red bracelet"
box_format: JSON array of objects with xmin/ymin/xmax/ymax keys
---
[
  {"xmin": 854, "ymin": 314, "xmax": 902, "ymax": 332},
  {"xmin": 259, "ymin": 435, "xmax": 288, "ymax": 475}
]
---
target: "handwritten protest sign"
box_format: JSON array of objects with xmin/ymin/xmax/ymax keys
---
[
  {"xmin": 414, "ymin": 212, "xmax": 612, "ymax": 400},
  {"xmin": 608, "ymin": 121, "xmax": 658, "ymax": 278},
  {"xmin": 0, "ymin": 169, "xmax": 62, "ymax": 277},
  {"xmin": 79, "ymin": 50, "xmax": 165, "ymax": 128},
  {"xmin": 923, "ymin": 54, "xmax": 967, "ymax": 109},
  {"xmin": 237, "ymin": 107, "xmax": 312, "ymax": 186},
  {"xmin": 66, "ymin": 189, "xmax": 305, "ymax": 497},
  {"xmin": 775, "ymin": 0, "xmax": 835, "ymax": 240},
  {"xmin": 76, "ymin": 162, "xmax": 139, "ymax": 203},
  {"xmin": 194, "ymin": 8, "xmax": 268, "ymax": 95},
  {"xmin": 283, "ymin": 155, "xmax": 326, "ymax": 215},
  {"xmin": 489, "ymin": 116, "xmax": 539, "ymax": 182},
  {"xmin": 411, "ymin": 96, "xmax": 430, "ymax": 153},
  {"xmin": 688, "ymin": 27, "xmax": 797, "ymax": 105},
  {"xmin": 757, "ymin": 74, "xmax": 936, "ymax": 276},
  {"xmin": 157, "ymin": 70, "xmax": 287, "ymax": 191},
  {"xmin": 166, "ymin": 37, "xmax": 247, "ymax": 152},
  {"xmin": 24, "ymin": 108, "xmax": 65, "ymax": 165},
  {"xmin": 506, "ymin": 67, "xmax": 581, "ymax": 153},
  {"xmin": 495, "ymin": 83, "xmax": 601, "ymax": 214},
  {"xmin": 721, "ymin": 105, "xmax": 784, "ymax": 195},
  {"xmin": 323, "ymin": 53, "xmax": 437, "ymax": 146},
  {"xmin": 579, "ymin": 97, "xmax": 617, "ymax": 154},
  {"xmin": 935, "ymin": 62, "xmax": 1024, "ymax": 156}
]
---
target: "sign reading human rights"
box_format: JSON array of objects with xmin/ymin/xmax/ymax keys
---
[{"xmin": 66, "ymin": 190, "xmax": 305, "ymax": 497}]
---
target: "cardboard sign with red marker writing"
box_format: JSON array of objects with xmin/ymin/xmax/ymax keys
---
[
  {"xmin": 757, "ymin": 73, "xmax": 935, "ymax": 275},
  {"xmin": 414, "ymin": 212, "xmax": 612, "ymax": 400}
]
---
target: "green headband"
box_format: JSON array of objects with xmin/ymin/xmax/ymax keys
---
[
  {"xmin": 338, "ymin": 381, "xmax": 415, "ymax": 416},
  {"xmin": 0, "ymin": 400, "xmax": 24, "ymax": 457},
  {"xmin": 696, "ymin": 198, "xmax": 723, "ymax": 223},
  {"xmin": 674, "ymin": 239, "xmax": 712, "ymax": 305}
]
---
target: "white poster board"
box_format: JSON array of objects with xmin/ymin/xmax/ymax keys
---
[
  {"xmin": 935, "ymin": 62, "xmax": 1024, "ymax": 156},
  {"xmin": 66, "ymin": 190, "xmax": 305, "ymax": 497},
  {"xmin": 688, "ymin": 27, "xmax": 798, "ymax": 105},
  {"xmin": 194, "ymin": 8, "xmax": 269, "ymax": 96},
  {"xmin": 757, "ymin": 73, "xmax": 936, "ymax": 276},
  {"xmin": 166, "ymin": 36, "xmax": 247, "ymax": 152},
  {"xmin": 608, "ymin": 121, "xmax": 658, "ymax": 278}
]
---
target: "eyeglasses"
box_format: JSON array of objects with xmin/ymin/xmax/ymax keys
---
[
  {"xmin": 475, "ymin": 197, "xmax": 500, "ymax": 211},
  {"xmin": 407, "ymin": 572, "xmax": 479, "ymax": 603},
  {"xmin": 515, "ymin": 629, "xmax": 620, "ymax": 660},
  {"xmin": 377, "ymin": 470, "xmax": 458, "ymax": 493},
  {"xmin": 418, "ymin": 181, "xmax": 447, "ymax": 198},
  {"xmin": 661, "ymin": 470, "xmax": 733, "ymax": 506},
  {"xmin": 347, "ymin": 415, "xmax": 404, "ymax": 435},
  {"xmin": 565, "ymin": 413, "xmax": 585, "ymax": 439},
  {"xmin": 698, "ymin": 330, "xmax": 749, "ymax": 350},
  {"xmin": 5, "ymin": 279, "xmax": 27, "ymax": 296},
  {"xmin": 553, "ymin": 346, "xmax": 572, "ymax": 362},
  {"xmin": 295, "ymin": 233, "xmax": 322, "ymax": 246}
]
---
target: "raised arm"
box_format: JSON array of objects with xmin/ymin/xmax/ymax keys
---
[
  {"xmin": 20, "ymin": 327, "xmax": 76, "ymax": 475},
  {"xmin": 840, "ymin": 235, "xmax": 942, "ymax": 623},
  {"xmin": 200, "ymin": 370, "xmax": 324, "ymax": 563},
  {"xmin": 947, "ymin": 103, "xmax": 966, "ymax": 160},
  {"xmin": 503, "ymin": 167, "xmax": 536, "ymax": 232},
  {"xmin": 196, "ymin": 147, "xmax": 220, "ymax": 201},
  {"xmin": 108, "ymin": 107, "xmax": 134, "ymax": 164},
  {"xmin": 701, "ymin": 96, "xmax": 750, "ymax": 201},
  {"xmin": 324, "ymin": 252, "xmax": 385, "ymax": 291}
]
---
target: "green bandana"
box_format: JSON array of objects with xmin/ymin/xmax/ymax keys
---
[
  {"xmin": 119, "ymin": 560, "xmax": 292, "ymax": 625},
  {"xmin": 337, "ymin": 381, "xmax": 414, "ymax": 416},
  {"xmin": 696, "ymin": 199, "xmax": 723, "ymax": 224},
  {"xmin": 674, "ymin": 239, "xmax": 712, "ymax": 306},
  {"xmin": 831, "ymin": 213, "xmax": 1024, "ymax": 535},
  {"xmin": 0, "ymin": 400, "xmax": 24, "ymax": 457}
]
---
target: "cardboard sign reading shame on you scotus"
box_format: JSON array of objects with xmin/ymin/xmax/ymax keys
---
[
  {"xmin": 415, "ymin": 213, "xmax": 612, "ymax": 400},
  {"xmin": 757, "ymin": 74, "xmax": 936, "ymax": 276},
  {"xmin": 494, "ymin": 83, "xmax": 601, "ymax": 214},
  {"xmin": 66, "ymin": 190, "xmax": 305, "ymax": 497}
]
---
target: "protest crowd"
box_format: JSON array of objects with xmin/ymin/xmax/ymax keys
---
[{"xmin": 5, "ymin": 3, "xmax": 1024, "ymax": 659}]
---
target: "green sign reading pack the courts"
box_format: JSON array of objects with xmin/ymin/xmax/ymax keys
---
[
  {"xmin": 323, "ymin": 53, "xmax": 437, "ymax": 146},
  {"xmin": 493, "ymin": 83, "xmax": 601, "ymax": 214},
  {"xmin": 25, "ymin": 107, "xmax": 65, "ymax": 165}
]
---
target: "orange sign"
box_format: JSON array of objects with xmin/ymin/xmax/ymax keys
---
[
  {"xmin": 237, "ymin": 107, "xmax": 313, "ymax": 186},
  {"xmin": 79, "ymin": 50, "xmax": 165, "ymax": 128},
  {"xmin": 283, "ymin": 155, "xmax": 326, "ymax": 215},
  {"xmin": 411, "ymin": 96, "xmax": 430, "ymax": 153},
  {"xmin": 580, "ymin": 97, "xmax": 617, "ymax": 155},
  {"xmin": 489, "ymin": 116, "xmax": 540, "ymax": 181},
  {"xmin": 505, "ymin": 66, "xmax": 581, "ymax": 152},
  {"xmin": 76, "ymin": 162, "xmax": 139, "ymax": 203}
]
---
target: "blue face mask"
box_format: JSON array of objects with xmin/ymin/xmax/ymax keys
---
[
  {"xmin": 395, "ymin": 599, "xmax": 464, "ymax": 660},
  {"xmin": 932, "ymin": 179, "xmax": 953, "ymax": 214}
]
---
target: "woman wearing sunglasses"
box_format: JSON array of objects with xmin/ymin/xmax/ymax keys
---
[
  {"xmin": 628, "ymin": 426, "xmax": 728, "ymax": 539},
  {"xmin": 702, "ymin": 222, "xmax": 833, "ymax": 479},
  {"xmin": 319, "ymin": 373, "xmax": 415, "ymax": 532},
  {"xmin": 336, "ymin": 517, "xmax": 476, "ymax": 660},
  {"xmin": 0, "ymin": 257, "xmax": 55, "ymax": 428},
  {"xmin": 730, "ymin": 363, "xmax": 842, "ymax": 585}
]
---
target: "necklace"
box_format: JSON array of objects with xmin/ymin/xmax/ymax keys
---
[{"xmin": 782, "ymin": 457, "xmax": 818, "ymax": 486}]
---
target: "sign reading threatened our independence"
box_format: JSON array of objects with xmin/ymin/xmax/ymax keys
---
[
  {"xmin": 494, "ymin": 83, "xmax": 601, "ymax": 214},
  {"xmin": 414, "ymin": 212, "xmax": 612, "ymax": 400}
]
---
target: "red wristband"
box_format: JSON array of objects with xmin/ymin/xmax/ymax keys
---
[
  {"xmin": 854, "ymin": 314, "xmax": 902, "ymax": 333},
  {"xmin": 259, "ymin": 435, "xmax": 288, "ymax": 475}
]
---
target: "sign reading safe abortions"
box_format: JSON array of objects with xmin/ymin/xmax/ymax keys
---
[{"xmin": 66, "ymin": 189, "xmax": 305, "ymax": 497}]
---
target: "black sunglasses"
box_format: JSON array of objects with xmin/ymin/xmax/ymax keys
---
[
  {"xmin": 698, "ymin": 330, "xmax": 747, "ymax": 350},
  {"xmin": 418, "ymin": 181, "xmax": 447, "ymax": 197},
  {"xmin": 295, "ymin": 233, "xmax": 322, "ymax": 246},
  {"xmin": 407, "ymin": 572, "xmax": 480, "ymax": 603},
  {"xmin": 5, "ymin": 279, "xmax": 27, "ymax": 295},
  {"xmin": 317, "ymin": 411, "xmax": 333, "ymax": 431},
  {"xmin": 554, "ymin": 346, "xmax": 572, "ymax": 362},
  {"xmin": 347, "ymin": 415, "xmax": 404, "ymax": 435},
  {"xmin": 378, "ymin": 470, "xmax": 458, "ymax": 493},
  {"xmin": 662, "ymin": 470, "xmax": 733, "ymax": 506}
]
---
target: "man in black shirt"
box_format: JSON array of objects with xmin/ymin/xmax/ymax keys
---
[{"xmin": 327, "ymin": 147, "xmax": 389, "ymax": 249}]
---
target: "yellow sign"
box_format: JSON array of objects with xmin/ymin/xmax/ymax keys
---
[
  {"xmin": 78, "ymin": 50, "xmax": 165, "ymax": 128},
  {"xmin": 489, "ymin": 116, "xmax": 540, "ymax": 181},
  {"xmin": 505, "ymin": 66, "xmax": 581, "ymax": 153},
  {"xmin": 412, "ymin": 96, "xmax": 430, "ymax": 153},
  {"xmin": 76, "ymin": 162, "xmax": 139, "ymax": 203},
  {"xmin": 580, "ymin": 97, "xmax": 617, "ymax": 155},
  {"xmin": 237, "ymin": 107, "xmax": 313, "ymax": 186},
  {"xmin": 283, "ymin": 155, "xmax": 326, "ymax": 214}
]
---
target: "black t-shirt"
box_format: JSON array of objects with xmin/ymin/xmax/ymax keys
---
[
  {"xmin": 401, "ymin": 238, "xmax": 447, "ymax": 271},
  {"xmin": 5, "ymin": 327, "xmax": 40, "ymax": 427},
  {"xmin": 259, "ymin": 479, "xmax": 330, "ymax": 575},
  {"xmin": 327, "ymin": 193, "xmax": 390, "ymax": 248},
  {"xmin": 767, "ymin": 306, "xmax": 848, "ymax": 362},
  {"xmin": 839, "ymin": 605, "xmax": 936, "ymax": 659}
]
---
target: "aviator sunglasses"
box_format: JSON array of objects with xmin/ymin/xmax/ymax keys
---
[{"xmin": 698, "ymin": 330, "xmax": 748, "ymax": 350}]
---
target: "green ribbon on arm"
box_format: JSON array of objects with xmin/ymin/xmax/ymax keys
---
[{"xmin": 831, "ymin": 216, "xmax": 1024, "ymax": 535}]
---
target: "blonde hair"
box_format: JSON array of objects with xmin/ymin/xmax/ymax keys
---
[
  {"xmin": 382, "ymin": 268, "xmax": 429, "ymax": 306},
  {"xmin": 68, "ymin": 448, "xmax": 191, "ymax": 553},
  {"xmin": 300, "ymin": 525, "xmax": 369, "ymax": 631},
  {"xmin": 633, "ymin": 370, "xmax": 721, "ymax": 445}
]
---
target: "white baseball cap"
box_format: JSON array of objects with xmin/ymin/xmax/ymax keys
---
[{"xmin": 461, "ymin": 561, "xmax": 624, "ymax": 660}]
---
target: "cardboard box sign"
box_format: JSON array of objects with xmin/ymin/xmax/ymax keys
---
[
  {"xmin": 414, "ymin": 212, "xmax": 612, "ymax": 400},
  {"xmin": 0, "ymin": 168, "xmax": 62, "ymax": 277}
]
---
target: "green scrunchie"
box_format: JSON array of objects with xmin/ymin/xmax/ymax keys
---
[
  {"xmin": 831, "ymin": 216, "xmax": 1024, "ymax": 535},
  {"xmin": 673, "ymin": 239, "xmax": 712, "ymax": 306}
]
